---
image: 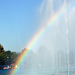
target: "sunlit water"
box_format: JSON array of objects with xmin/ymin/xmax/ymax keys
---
[{"xmin": 0, "ymin": 67, "xmax": 75, "ymax": 75}]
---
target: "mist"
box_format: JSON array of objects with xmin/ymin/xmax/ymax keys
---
[{"xmin": 19, "ymin": 0, "xmax": 75, "ymax": 75}]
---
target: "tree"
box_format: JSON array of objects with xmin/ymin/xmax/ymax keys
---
[
  {"xmin": 4, "ymin": 51, "xmax": 19, "ymax": 65},
  {"xmin": 0, "ymin": 44, "xmax": 5, "ymax": 53},
  {"xmin": 0, "ymin": 44, "xmax": 20, "ymax": 66},
  {"xmin": 0, "ymin": 53, "xmax": 5, "ymax": 65}
]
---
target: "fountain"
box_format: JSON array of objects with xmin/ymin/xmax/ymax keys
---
[
  {"xmin": 64, "ymin": 1, "xmax": 70, "ymax": 75},
  {"xmin": 15, "ymin": 0, "xmax": 75, "ymax": 75}
]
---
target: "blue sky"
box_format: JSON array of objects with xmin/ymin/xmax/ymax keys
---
[
  {"xmin": 0, "ymin": 0, "xmax": 75, "ymax": 52},
  {"xmin": 0, "ymin": 0, "xmax": 42, "ymax": 52}
]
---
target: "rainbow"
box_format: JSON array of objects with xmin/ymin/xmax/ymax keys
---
[{"xmin": 10, "ymin": 1, "xmax": 74, "ymax": 75}]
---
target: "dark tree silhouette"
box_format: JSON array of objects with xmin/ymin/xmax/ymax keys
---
[{"xmin": 0, "ymin": 44, "xmax": 5, "ymax": 53}]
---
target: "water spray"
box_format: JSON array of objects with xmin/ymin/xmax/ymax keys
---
[{"xmin": 64, "ymin": 0, "xmax": 70, "ymax": 75}]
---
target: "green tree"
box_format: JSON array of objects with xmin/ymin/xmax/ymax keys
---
[
  {"xmin": 0, "ymin": 44, "xmax": 5, "ymax": 53},
  {"xmin": 0, "ymin": 53, "xmax": 5, "ymax": 65},
  {"xmin": 0, "ymin": 44, "xmax": 20, "ymax": 66},
  {"xmin": 5, "ymin": 51, "xmax": 19, "ymax": 65}
]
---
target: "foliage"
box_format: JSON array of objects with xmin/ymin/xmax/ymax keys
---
[
  {"xmin": 0, "ymin": 44, "xmax": 5, "ymax": 53},
  {"xmin": 0, "ymin": 44, "xmax": 19, "ymax": 65}
]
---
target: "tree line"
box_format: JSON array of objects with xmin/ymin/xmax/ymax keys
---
[{"xmin": 0, "ymin": 44, "xmax": 19, "ymax": 66}]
